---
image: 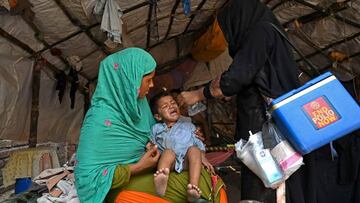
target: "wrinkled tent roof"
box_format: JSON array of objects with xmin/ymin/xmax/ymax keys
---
[
  {"xmin": 1, "ymin": 0, "xmax": 360, "ymax": 83},
  {"xmin": 0, "ymin": 0, "xmax": 359, "ymax": 144}
]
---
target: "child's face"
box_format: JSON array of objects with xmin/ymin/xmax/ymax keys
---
[{"xmin": 155, "ymin": 95, "xmax": 180, "ymax": 124}]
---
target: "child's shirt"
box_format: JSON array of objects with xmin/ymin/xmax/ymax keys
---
[{"xmin": 151, "ymin": 116, "xmax": 205, "ymax": 173}]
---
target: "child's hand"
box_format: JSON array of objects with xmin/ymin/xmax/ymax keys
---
[
  {"xmin": 146, "ymin": 141, "xmax": 155, "ymax": 151},
  {"xmin": 194, "ymin": 127, "xmax": 205, "ymax": 142},
  {"xmin": 201, "ymin": 153, "xmax": 215, "ymax": 175}
]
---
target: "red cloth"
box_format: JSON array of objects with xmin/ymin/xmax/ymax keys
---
[
  {"xmin": 205, "ymin": 150, "xmax": 234, "ymax": 166},
  {"xmin": 115, "ymin": 191, "xmax": 171, "ymax": 203},
  {"xmin": 115, "ymin": 189, "xmax": 228, "ymax": 203}
]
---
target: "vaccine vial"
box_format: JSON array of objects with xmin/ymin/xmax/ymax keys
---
[{"xmin": 187, "ymin": 102, "xmax": 206, "ymax": 116}]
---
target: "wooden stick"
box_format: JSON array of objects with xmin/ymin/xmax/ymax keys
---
[{"xmin": 29, "ymin": 59, "xmax": 42, "ymax": 148}]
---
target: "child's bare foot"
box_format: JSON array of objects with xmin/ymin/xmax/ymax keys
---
[
  {"xmin": 154, "ymin": 168, "xmax": 170, "ymax": 196},
  {"xmin": 187, "ymin": 184, "xmax": 201, "ymax": 202}
]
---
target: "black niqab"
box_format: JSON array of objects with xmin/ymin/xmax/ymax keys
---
[
  {"xmin": 213, "ymin": 1, "xmax": 301, "ymax": 202},
  {"xmin": 217, "ymin": 0, "xmax": 282, "ymax": 57}
]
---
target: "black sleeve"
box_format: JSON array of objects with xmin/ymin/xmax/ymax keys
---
[{"xmin": 220, "ymin": 23, "xmax": 275, "ymax": 96}]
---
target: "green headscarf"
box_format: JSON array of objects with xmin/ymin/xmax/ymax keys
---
[{"xmin": 75, "ymin": 48, "xmax": 157, "ymax": 203}]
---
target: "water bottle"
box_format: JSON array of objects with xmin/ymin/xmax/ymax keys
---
[{"xmin": 187, "ymin": 102, "xmax": 206, "ymax": 116}]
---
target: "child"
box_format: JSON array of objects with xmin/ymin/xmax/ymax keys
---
[
  {"xmin": 149, "ymin": 91, "xmax": 206, "ymax": 202},
  {"xmin": 170, "ymin": 88, "xmax": 212, "ymax": 145}
]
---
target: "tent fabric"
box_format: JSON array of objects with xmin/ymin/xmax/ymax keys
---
[
  {"xmin": 0, "ymin": 40, "xmax": 84, "ymax": 144},
  {"xmin": 37, "ymin": 71, "xmax": 84, "ymax": 144},
  {"xmin": 0, "ymin": 13, "xmax": 87, "ymax": 143},
  {"xmin": 150, "ymin": 58, "xmax": 198, "ymax": 97},
  {"xmin": 183, "ymin": 62, "xmax": 210, "ymax": 90},
  {"xmin": 0, "ymin": 57, "xmax": 32, "ymax": 142},
  {"xmin": 183, "ymin": 49, "xmax": 232, "ymax": 90}
]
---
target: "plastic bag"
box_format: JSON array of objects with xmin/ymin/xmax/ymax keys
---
[
  {"xmin": 262, "ymin": 120, "xmax": 303, "ymax": 180},
  {"xmin": 235, "ymin": 131, "xmax": 283, "ymax": 188}
]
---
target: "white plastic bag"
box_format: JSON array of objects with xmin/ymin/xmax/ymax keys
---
[
  {"xmin": 235, "ymin": 131, "xmax": 284, "ymax": 188},
  {"xmin": 262, "ymin": 120, "xmax": 303, "ymax": 180}
]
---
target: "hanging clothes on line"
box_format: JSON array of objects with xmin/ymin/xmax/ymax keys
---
[
  {"xmin": 68, "ymin": 68, "xmax": 79, "ymax": 109},
  {"xmin": 93, "ymin": 0, "xmax": 123, "ymax": 44},
  {"xmin": 55, "ymin": 71, "xmax": 66, "ymax": 103}
]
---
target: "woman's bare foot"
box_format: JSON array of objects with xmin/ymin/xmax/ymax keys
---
[
  {"xmin": 187, "ymin": 183, "xmax": 201, "ymax": 202},
  {"xmin": 154, "ymin": 168, "xmax": 170, "ymax": 196}
]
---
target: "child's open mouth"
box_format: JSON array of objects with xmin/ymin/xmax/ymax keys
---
[{"xmin": 169, "ymin": 109, "xmax": 178, "ymax": 117}]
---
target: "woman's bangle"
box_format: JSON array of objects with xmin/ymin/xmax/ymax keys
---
[{"xmin": 203, "ymin": 82, "xmax": 215, "ymax": 99}]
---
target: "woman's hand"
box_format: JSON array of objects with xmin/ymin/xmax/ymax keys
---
[
  {"xmin": 146, "ymin": 141, "xmax": 155, "ymax": 151},
  {"xmin": 178, "ymin": 88, "xmax": 205, "ymax": 107},
  {"xmin": 209, "ymin": 75, "xmax": 225, "ymax": 98},
  {"xmin": 201, "ymin": 153, "xmax": 215, "ymax": 175},
  {"xmin": 130, "ymin": 145, "xmax": 160, "ymax": 175},
  {"xmin": 194, "ymin": 127, "xmax": 211, "ymax": 146},
  {"xmin": 178, "ymin": 75, "xmax": 225, "ymax": 107}
]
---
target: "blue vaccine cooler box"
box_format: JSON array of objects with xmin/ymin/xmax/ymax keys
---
[{"xmin": 270, "ymin": 72, "xmax": 360, "ymax": 154}]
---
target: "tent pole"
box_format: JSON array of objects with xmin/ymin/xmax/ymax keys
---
[
  {"xmin": 34, "ymin": 3, "xmax": 148, "ymax": 55},
  {"xmin": 146, "ymin": 0, "xmax": 154, "ymax": 49},
  {"xmin": 29, "ymin": 59, "xmax": 42, "ymax": 148},
  {"xmin": 84, "ymin": 82, "xmax": 91, "ymax": 117},
  {"xmin": 20, "ymin": 16, "xmax": 92, "ymax": 82},
  {"xmin": 321, "ymin": 50, "xmax": 360, "ymax": 71},
  {"xmin": 295, "ymin": 32, "xmax": 360, "ymax": 63},
  {"xmin": 53, "ymin": 0, "xmax": 111, "ymax": 56},
  {"xmin": 163, "ymin": 0, "xmax": 181, "ymax": 40},
  {"xmin": 35, "ymin": 23, "xmax": 99, "ymax": 54},
  {"xmin": 182, "ymin": 0, "xmax": 208, "ymax": 34}
]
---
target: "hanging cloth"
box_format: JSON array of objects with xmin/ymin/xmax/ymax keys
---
[
  {"xmin": 68, "ymin": 68, "xmax": 78, "ymax": 109},
  {"xmin": 94, "ymin": 0, "xmax": 123, "ymax": 44},
  {"xmin": 55, "ymin": 71, "xmax": 66, "ymax": 103},
  {"xmin": 191, "ymin": 18, "xmax": 228, "ymax": 62}
]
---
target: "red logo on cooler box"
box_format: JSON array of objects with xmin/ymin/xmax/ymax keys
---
[{"xmin": 302, "ymin": 96, "xmax": 340, "ymax": 129}]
